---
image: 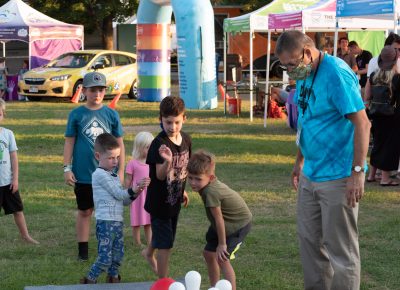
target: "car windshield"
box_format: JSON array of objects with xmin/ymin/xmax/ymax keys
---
[{"xmin": 47, "ymin": 53, "xmax": 96, "ymax": 68}]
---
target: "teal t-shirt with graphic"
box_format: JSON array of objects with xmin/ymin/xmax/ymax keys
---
[
  {"xmin": 294, "ymin": 53, "xmax": 365, "ymax": 182},
  {"xmin": 65, "ymin": 106, "xmax": 123, "ymax": 184}
]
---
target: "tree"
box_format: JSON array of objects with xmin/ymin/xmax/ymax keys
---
[
  {"xmin": 210, "ymin": 0, "xmax": 272, "ymax": 11},
  {"xmin": 2, "ymin": 0, "xmax": 139, "ymax": 49}
]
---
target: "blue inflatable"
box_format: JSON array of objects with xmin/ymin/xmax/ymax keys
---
[{"xmin": 137, "ymin": 0, "xmax": 217, "ymax": 109}]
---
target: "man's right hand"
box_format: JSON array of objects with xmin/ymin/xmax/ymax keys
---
[
  {"xmin": 64, "ymin": 171, "xmax": 77, "ymax": 186},
  {"xmin": 291, "ymin": 165, "xmax": 301, "ymax": 191}
]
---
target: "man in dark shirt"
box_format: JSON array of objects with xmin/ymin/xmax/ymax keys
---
[
  {"xmin": 337, "ymin": 37, "xmax": 358, "ymax": 73},
  {"xmin": 349, "ymin": 41, "xmax": 373, "ymax": 99}
]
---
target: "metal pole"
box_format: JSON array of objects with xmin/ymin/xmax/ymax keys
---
[
  {"xmin": 249, "ymin": 30, "xmax": 253, "ymax": 122},
  {"xmin": 224, "ymin": 31, "xmax": 227, "ymax": 115},
  {"xmin": 264, "ymin": 30, "xmax": 271, "ymax": 128}
]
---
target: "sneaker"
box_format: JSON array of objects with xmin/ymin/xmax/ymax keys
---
[
  {"xmin": 106, "ymin": 274, "xmax": 121, "ymax": 283},
  {"xmin": 80, "ymin": 277, "xmax": 96, "ymax": 284}
]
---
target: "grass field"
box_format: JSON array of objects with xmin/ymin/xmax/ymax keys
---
[{"xmin": 0, "ymin": 98, "xmax": 399, "ymax": 290}]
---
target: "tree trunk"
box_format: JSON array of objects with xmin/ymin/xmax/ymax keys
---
[{"xmin": 102, "ymin": 15, "xmax": 114, "ymax": 50}]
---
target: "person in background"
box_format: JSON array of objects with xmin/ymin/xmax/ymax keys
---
[
  {"xmin": 348, "ymin": 41, "xmax": 373, "ymax": 99},
  {"xmin": 0, "ymin": 57, "xmax": 8, "ymax": 99},
  {"xmin": 0, "ymin": 99, "xmax": 39, "ymax": 244},
  {"xmin": 365, "ymin": 46, "xmax": 400, "ymax": 186},
  {"xmin": 323, "ymin": 40, "xmax": 334, "ymax": 56},
  {"xmin": 337, "ymin": 37, "xmax": 358, "ymax": 73},
  {"xmin": 18, "ymin": 60, "xmax": 29, "ymax": 101}
]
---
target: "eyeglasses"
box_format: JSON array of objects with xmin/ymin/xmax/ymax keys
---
[{"xmin": 279, "ymin": 49, "xmax": 304, "ymax": 71}]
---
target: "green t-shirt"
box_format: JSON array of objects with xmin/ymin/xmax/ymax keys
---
[{"xmin": 200, "ymin": 178, "xmax": 252, "ymax": 235}]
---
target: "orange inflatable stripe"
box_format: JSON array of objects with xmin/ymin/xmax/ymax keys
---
[
  {"xmin": 137, "ymin": 36, "xmax": 171, "ymax": 50},
  {"xmin": 137, "ymin": 24, "xmax": 170, "ymax": 37}
]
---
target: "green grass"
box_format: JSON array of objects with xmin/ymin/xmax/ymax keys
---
[{"xmin": 0, "ymin": 99, "xmax": 399, "ymax": 289}]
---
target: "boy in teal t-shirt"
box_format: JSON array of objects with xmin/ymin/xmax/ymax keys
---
[{"xmin": 63, "ymin": 72, "xmax": 125, "ymax": 261}]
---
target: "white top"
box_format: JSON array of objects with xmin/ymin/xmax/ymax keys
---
[
  {"xmin": 367, "ymin": 56, "xmax": 379, "ymax": 78},
  {"xmin": 0, "ymin": 127, "xmax": 17, "ymax": 186},
  {"xmin": 92, "ymin": 167, "xmax": 132, "ymax": 222}
]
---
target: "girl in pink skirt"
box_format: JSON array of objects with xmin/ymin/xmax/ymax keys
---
[{"xmin": 125, "ymin": 132, "xmax": 153, "ymax": 247}]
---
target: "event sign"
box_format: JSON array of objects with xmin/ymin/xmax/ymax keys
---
[{"xmin": 336, "ymin": 0, "xmax": 394, "ymax": 17}]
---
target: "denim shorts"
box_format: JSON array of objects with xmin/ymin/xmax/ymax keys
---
[{"xmin": 151, "ymin": 215, "xmax": 179, "ymax": 249}]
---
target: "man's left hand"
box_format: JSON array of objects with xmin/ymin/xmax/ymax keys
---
[{"xmin": 346, "ymin": 173, "xmax": 365, "ymax": 208}]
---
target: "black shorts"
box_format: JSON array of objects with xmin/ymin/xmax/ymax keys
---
[
  {"xmin": 74, "ymin": 183, "xmax": 94, "ymax": 211},
  {"xmin": 204, "ymin": 222, "xmax": 251, "ymax": 259},
  {"xmin": 0, "ymin": 185, "xmax": 24, "ymax": 215},
  {"xmin": 151, "ymin": 215, "xmax": 179, "ymax": 249}
]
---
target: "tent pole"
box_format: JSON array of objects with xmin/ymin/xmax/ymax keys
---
[
  {"xmin": 394, "ymin": 0, "xmax": 398, "ymax": 34},
  {"xmin": 334, "ymin": 18, "xmax": 339, "ymax": 57},
  {"xmin": 264, "ymin": 30, "xmax": 271, "ymax": 128},
  {"xmin": 28, "ymin": 39, "xmax": 31, "ymax": 70},
  {"xmin": 224, "ymin": 31, "xmax": 227, "ymax": 115},
  {"xmin": 249, "ymin": 30, "xmax": 253, "ymax": 122},
  {"xmin": 1, "ymin": 42, "xmax": 5, "ymax": 58}
]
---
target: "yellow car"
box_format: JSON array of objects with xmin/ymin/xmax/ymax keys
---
[{"xmin": 18, "ymin": 50, "xmax": 137, "ymax": 101}]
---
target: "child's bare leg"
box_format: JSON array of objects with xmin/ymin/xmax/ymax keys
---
[
  {"xmin": 132, "ymin": 226, "xmax": 141, "ymax": 246},
  {"xmin": 13, "ymin": 211, "xmax": 39, "ymax": 244},
  {"xmin": 219, "ymin": 259, "xmax": 236, "ymax": 290},
  {"xmin": 203, "ymin": 250, "xmax": 220, "ymax": 286},
  {"xmin": 144, "ymin": 225, "xmax": 152, "ymax": 246},
  {"xmin": 76, "ymin": 209, "xmax": 92, "ymax": 242},
  {"xmin": 141, "ymin": 244, "xmax": 157, "ymax": 274},
  {"xmin": 157, "ymin": 249, "xmax": 171, "ymax": 278}
]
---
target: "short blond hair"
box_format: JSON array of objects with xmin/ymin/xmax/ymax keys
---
[
  {"xmin": 187, "ymin": 150, "xmax": 216, "ymax": 175},
  {"xmin": 132, "ymin": 131, "xmax": 154, "ymax": 159}
]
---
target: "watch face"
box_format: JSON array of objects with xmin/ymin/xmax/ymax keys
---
[{"xmin": 354, "ymin": 166, "xmax": 362, "ymax": 172}]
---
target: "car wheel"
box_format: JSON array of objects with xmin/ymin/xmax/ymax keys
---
[
  {"xmin": 72, "ymin": 81, "xmax": 86, "ymax": 102},
  {"xmin": 128, "ymin": 79, "xmax": 137, "ymax": 99}
]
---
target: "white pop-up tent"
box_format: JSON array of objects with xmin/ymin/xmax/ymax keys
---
[
  {"xmin": 335, "ymin": 0, "xmax": 399, "ymax": 43},
  {"xmin": 265, "ymin": 0, "xmax": 395, "ymax": 126},
  {"xmin": 0, "ymin": 0, "xmax": 83, "ymax": 69},
  {"xmin": 223, "ymin": 0, "xmax": 321, "ymax": 121}
]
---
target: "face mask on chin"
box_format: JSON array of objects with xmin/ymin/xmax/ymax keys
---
[{"xmin": 287, "ymin": 60, "xmax": 313, "ymax": 80}]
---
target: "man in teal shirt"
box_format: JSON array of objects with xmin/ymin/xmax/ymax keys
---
[{"xmin": 275, "ymin": 31, "xmax": 371, "ymax": 290}]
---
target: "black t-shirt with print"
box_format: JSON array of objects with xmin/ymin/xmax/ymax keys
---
[{"xmin": 145, "ymin": 130, "xmax": 191, "ymax": 218}]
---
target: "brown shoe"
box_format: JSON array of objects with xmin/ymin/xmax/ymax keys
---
[
  {"xmin": 106, "ymin": 274, "xmax": 121, "ymax": 283},
  {"xmin": 80, "ymin": 277, "xmax": 96, "ymax": 284}
]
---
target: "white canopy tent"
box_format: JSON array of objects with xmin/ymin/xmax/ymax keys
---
[
  {"xmin": 222, "ymin": 0, "xmax": 320, "ymax": 121},
  {"xmin": 264, "ymin": 0, "xmax": 395, "ymax": 127},
  {"xmin": 335, "ymin": 0, "xmax": 400, "ymax": 49},
  {"xmin": 0, "ymin": 0, "xmax": 83, "ymax": 69}
]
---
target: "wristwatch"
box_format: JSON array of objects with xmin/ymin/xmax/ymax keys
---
[
  {"xmin": 352, "ymin": 165, "xmax": 365, "ymax": 173},
  {"xmin": 63, "ymin": 164, "xmax": 72, "ymax": 173}
]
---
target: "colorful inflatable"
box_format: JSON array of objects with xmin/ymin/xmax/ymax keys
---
[{"xmin": 137, "ymin": 0, "xmax": 217, "ymax": 109}]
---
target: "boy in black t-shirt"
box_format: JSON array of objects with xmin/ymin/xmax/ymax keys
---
[{"xmin": 143, "ymin": 96, "xmax": 191, "ymax": 278}]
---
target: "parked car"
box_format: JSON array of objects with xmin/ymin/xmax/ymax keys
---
[{"xmin": 18, "ymin": 50, "xmax": 137, "ymax": 101}]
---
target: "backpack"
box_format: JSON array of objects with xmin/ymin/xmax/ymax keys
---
[{"xmin": 369, "ymin": 83, "xmax": 396, "ymax": 118}]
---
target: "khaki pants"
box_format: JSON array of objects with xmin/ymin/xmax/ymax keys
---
[{"xmin": 297, "ymin": 174, "xmax": 360, "ymax": 290}]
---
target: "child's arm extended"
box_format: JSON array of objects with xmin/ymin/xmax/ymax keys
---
[
  {"xmin": 156, "ymin": 144, "xmax": 173, "ymax": 180},
  {"xmin": 124, "ymin": 173, "xmax": 133, "ymax": 189},
  {"xmin": 63, "ymin": 137, "xmax": 77, "ymax": 186},
  {"xmin": 10, "ymin": 151, "xmax": 18, "ymax": 193},
  {"xmin": 210, "ymin": 206, "xmax": 229, "ymax": 262}
]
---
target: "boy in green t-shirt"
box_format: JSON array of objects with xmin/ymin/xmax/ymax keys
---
[{"xmin": 187, "ymin": 150, "xmax": 252, "ymax": 290}]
